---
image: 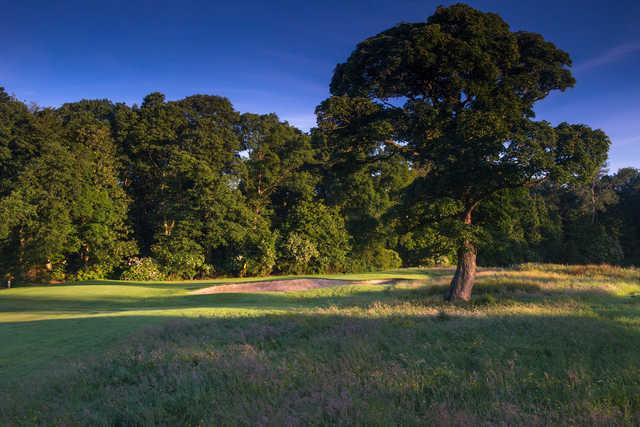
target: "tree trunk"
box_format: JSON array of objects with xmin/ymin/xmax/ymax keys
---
[
  {"xmin": 81, "ymin": 243, "xmax": 90, "ymax": 266},
  {"xmin": 445, "ymin": 240, "xmax": 477, "ymax": 301},
  {"xmin": 445, "ymin": 207, "xmax": 477, "ymax": 302},
  {"xmin": 17, "ymin": 228, "xmax": 25, "ymax": 282}
]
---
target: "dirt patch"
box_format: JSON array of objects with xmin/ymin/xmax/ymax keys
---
[{"xmin": 191, "ymin": 278, "xmax": 415, "ymax": 295}]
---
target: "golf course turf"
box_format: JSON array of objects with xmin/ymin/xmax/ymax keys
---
[{"xmin": 1, "ymin": 264, "xmax": 639, "ymax": 425}]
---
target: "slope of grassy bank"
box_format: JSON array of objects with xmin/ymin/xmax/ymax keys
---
[{"xmin": 1, "ymin": 265, "xmax": 639, "ymax": 425}]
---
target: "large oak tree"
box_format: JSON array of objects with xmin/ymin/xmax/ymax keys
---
[{"xmin": 319, "ymin": 4, "xmax": 610, "ymax": 300}]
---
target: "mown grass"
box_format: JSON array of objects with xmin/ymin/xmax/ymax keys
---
[{"xmin": 0, "ymin": 265, "xmax": 639, "ymax": 425}]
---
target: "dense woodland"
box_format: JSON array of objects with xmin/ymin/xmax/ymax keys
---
[
  {"xmin": 1, "ymin": 5, "xmax": 638, "ymax": 286},
  {"xmin": 0, "ymin": 87, "xmax": 637, "ymax": 283}
]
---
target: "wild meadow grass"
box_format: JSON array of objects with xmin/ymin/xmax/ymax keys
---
[{"xmin": 0, "ymin": 265, "xmax": 639, "ymax": 425}]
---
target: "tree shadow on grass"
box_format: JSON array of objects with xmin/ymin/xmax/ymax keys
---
[
  {"xmin": 2, "ymin": 273, "xmax": 638, "ymax": 423},
  {"xmin": 1, "ymin": 304, "xmax": 639, "ymax": 426}
]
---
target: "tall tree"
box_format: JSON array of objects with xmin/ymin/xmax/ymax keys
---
[
  {"xmin": 0, "ymin": 109, "xmax": 76, "ymax": 280},
  {"xmin": 321, "ymin": 4, "xmax": 610, "ymax": 300},
  {"xmin": 60, "ymin": 110, "xmax": 137, "ymax": 278},
  {"xmin": 239, "ymin": 113, "xmax": 315, "ymax": 220},
  {"xmin": 123, "ymin": 93, "xmax": 276, "ymax": 278},
  {"xmin": 0, "ymin": 87, "xmax": 38, "ymax": 197},
  {"xmin": 0, "ymin": 107, "xmax": 135, "ymax": 281}
]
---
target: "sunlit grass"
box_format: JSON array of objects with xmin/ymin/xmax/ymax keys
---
[{"xmin": 1, "ymin": 264, "xmax": 639, "ymax": 425}]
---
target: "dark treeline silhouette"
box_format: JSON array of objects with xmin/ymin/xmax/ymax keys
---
[{"xmin": 0, "ymin": 4, "xmax": 638, "ymax": 293}]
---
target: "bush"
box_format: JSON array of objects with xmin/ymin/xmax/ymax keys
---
[
  {"xmin": 152, "ymin": 236, "xmax": 212, "ymax": 280},
  {"xmin": 353, "ymin": 246, "xmax": 403, "ymax": 271},
  {"xmin": 49, "ymin": 258, "xmax": 68, "ymax": 281},
  {"xmin": 213, "ymin": 219, "xmax": 277, "ymax": 277},
  {"xmin": 120, "ymin": 257, "xmax": 165, "ymax": 281},
  {"xmin": 75, "ymin": 264, "xmax": 110, "ymax": 281},
  {"xmin": 394, "ymin": 230, "xmax": 454, "ymax": 267},
  {"xmin": 279, "ymin": 201, "xmax": 351, "ymax": 274},
  {"xmin": 242, "ymin": 229, "xmax": 277, "ymax": 277},
  {"xmin": 280, "ymin": 232, "xmax": 320, "ymax": 274}
]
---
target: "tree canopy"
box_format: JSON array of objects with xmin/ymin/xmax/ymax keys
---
[{"xmin": 320, "ymin": 3, "xmax": 611, "ymax": 300}]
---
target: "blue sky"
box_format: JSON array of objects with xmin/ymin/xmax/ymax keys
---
[{"xmin": 1, "ymin": 0, "xmax": 638, "ymax": 170}]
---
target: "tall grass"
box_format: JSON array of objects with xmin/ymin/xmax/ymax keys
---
[{"xmin": 1, "ymin": 264, "xmax": 639, "ymax": 425}]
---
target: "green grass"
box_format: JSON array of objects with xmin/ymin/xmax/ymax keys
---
[
  {"xmin": 0, "ymin": 269, "xmax": 436, "ymax": 383},
  {"xmin": 1, "ymin": 265, "xmax": 639, "ymax": 425}
]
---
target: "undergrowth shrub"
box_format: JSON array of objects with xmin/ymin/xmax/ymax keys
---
[
  {"xmin": 120, "ymin": 257, "xmax": 165, "ymax": 281},
  {"xmin": 74, "ymin": 264, "xmax": 110, "ymax": 281},
  {"xmin": 351, "ymin": 246, "xmax": 403, "ymax": 271}
]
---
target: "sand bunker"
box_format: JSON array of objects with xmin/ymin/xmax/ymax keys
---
[{"xmin": 191, "ymin": 278, "xmax": 412, "ymax": 295}]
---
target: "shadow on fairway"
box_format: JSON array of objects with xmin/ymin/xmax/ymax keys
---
[{"xmin": 1, "ymin": 297, "xmax": 639, "ymax": 425}]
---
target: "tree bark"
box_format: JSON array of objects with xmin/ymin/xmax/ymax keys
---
[
  {"xmin": 17, "ymin": 227, "xmax": 25, "ymax": 282},
  {"xmin": 445, "ymin": 207, "xmax": 477, "ymax": 302},
  {"xmin": 445, "ymin": 240, "xmax": 477, "ymax": 301}
]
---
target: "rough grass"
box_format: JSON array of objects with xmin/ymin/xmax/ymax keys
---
[{"xmin": 0, "ymin": 265, "xmax": 639, "ymax": 426}]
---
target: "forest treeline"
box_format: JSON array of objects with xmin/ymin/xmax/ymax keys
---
[{"xmin": 0, "ymin": 86, "xmax": 637, "ymax": 282}]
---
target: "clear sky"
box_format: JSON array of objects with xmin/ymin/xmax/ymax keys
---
[{"xmin": 1, "ymin": 0, "xmax": 638, "ymax": 170}]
